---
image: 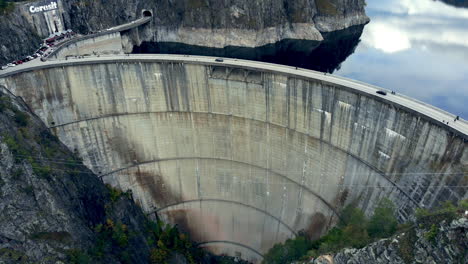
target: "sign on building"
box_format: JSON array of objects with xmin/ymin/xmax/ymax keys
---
[{"xmin": 29, "ymin": 1, "xmax": 58, "ymax": 14}]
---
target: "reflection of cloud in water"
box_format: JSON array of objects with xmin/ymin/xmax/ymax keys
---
[
  {"xmin": 337, "ymin": 0, "xmax": 468, "ymax": 118},
  {"xmin": 362, "ymin": 0, "xmax": 468, "ymax": 53},
  {"xmin": 369, "ymin": 0, "xmax": 468, "ymax": 18}
]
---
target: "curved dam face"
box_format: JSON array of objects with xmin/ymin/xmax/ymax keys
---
[{"xmin": 1, "ymin": 56, "xmax": 467, "ymax": 263}]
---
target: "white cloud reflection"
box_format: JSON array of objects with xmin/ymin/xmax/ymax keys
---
[
  {"xmin": 336, "ymin": 0, "xmax": 468, "ymax": 118},
  {"xmin": 362, "ymin": 0, "xmax": 468, "ymax": 53}
]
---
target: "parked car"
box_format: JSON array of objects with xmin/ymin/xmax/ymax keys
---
[
  {"xmin": 0, "ymin": 66, "xmax": 8, "ymax": 70},
  {"xmin": 215, "ymin": 58, "xmax": 224, "ymax": 62},
  {"xmin": 7, "ymin": 63, "xmax": 15, "ymax": 67}
]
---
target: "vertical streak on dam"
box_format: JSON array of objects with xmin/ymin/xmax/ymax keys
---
[{"xmin": 0, "ymin": 58, "xmax": 466, "ymax": 263}]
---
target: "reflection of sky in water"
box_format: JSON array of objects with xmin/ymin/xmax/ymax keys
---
[{"xmin": 336, "ymin": 0, "xmax": 468, "ymax": 118}]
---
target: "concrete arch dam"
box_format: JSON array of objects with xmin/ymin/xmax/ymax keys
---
[{"xmin": 0, "ymin": 55, "xmax": 467, "ymax": 263}]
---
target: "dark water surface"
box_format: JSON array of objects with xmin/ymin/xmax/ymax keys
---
[
  {"xmin": 133, "ymin": 0, "xmax": 468, "ymax": 118},
  {"xmin": 133, "ymin": 24, "xmax": 365, "ymax": 74}
]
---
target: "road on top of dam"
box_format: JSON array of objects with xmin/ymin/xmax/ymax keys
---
[{"xmin": 1, "ymin": 54, "xmax": 467, "ymax": 138}]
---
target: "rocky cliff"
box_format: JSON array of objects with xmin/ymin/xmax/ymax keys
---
[
  {"xmin": 0, "ymin": 89, "xmax": 155, "ymax": 263},
  {"xmin": 306, "ymin": 217, "xmax": 468, "ymax": 264},
  {"xmin": 0, "ymin": 0, "xmax": 369, "ymax": 65}
]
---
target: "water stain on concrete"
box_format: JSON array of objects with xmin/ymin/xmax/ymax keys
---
[
  {"xmin": 305, "ymin": 212, "xmax": 326, "ymax": 240},
  {"xmin": 133, "ymin": 169, "xmax": 179, "ymax": 206}
]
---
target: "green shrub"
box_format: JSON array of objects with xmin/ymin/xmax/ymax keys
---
[
  {"xmin": 368, "ymin": 198, "xmax": 398, "ymax": 239},
  {"xmin": 424, "ymin": 224, "xmax": 438, "ymax": 244},
  {"xmin": 32, "ymin": 163, "xmax": 52, "ymax": 180},
  {"xmin": 92, "ymin": 219, "xmax": 130, "ymax": 260},
  {"xmin": 0, "ymin": 96, "xmax": 9, "ymax": 112},
  {"xmin": 263, "ymin": 199, "xmax": 401, "ymax": 263},
  {"xmin": 2, "ymin": 134, "xmax": 30, "ymax": 162},
  {"xmin": 0, "ymin": 0, "xmax": 14, "ymax": 15},
  {"xmin": 106, "ymin": 184, "xmax": 123, "ymax": 202},
  {"xmin": 14, "ymin": 111, "xmax": 29, "ymax": 127},
  {"xmin": 262, "ymin": 235, "xmax": 311, "ymax": 264},
  {"xmin": 459, "ymin": 199, "xmax": 468, "ymax": 210},
  {"xmin": 66, "ymin": 249, "xmax": 91, "ymax": 264},
  {"xmin": 150, "ymin": 248, "xmax": 169, "ymax": 264}
]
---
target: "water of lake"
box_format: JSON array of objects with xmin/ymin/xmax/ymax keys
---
[
  {"xmin": 336, "ymin": 0, "xmax": 468, "ymax": 119},
  {"xmin": 133, "ymin": 0, "xmax": 468, "ymax": 118}
]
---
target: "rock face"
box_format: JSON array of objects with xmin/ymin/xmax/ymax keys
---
[
  {"xmin": 0, "ymin": 0, "xmax": 369, "ymax": 65},
  {"xmin": 0, "ymin": 90, "xmax": 152, "ymax": 263},
  {"xmin": 0, "ymin": 8, "xmax": 42, "ymax": 66},
  {"xmin": 306, "ymin": 217, "xmax": 468, "ymax": 264}
]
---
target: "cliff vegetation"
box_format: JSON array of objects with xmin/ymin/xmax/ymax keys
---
[{"xmin": 262, "ymin": 199, "xmax": 468, "ymax": 264}]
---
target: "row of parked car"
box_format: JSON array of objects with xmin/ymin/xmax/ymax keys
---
[{"xmin": 1, "ymin": 29, "xmax": 76, "ymax": 70}]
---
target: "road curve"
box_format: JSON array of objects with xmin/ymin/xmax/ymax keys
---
[{"xmin": 44, "ymin": 16, "xmax": 152, "ymax": 60}]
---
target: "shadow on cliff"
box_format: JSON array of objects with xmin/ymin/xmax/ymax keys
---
[{"xmin": 132, "ymin": 24, "xmax": 366, "ymax": 73}]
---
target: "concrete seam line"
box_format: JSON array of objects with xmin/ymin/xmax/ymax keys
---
[
  {"xmin": 196, "ymin": 240, "xmax": 265, "ymax": 258},
  {"xmin": 152, "ymin": 198, "xmax": 298, "ymax": 236},
  {"xmin": 51, "ymin": 110, "xmax": 419, "ymax": 208},
  {"xmin": 104, "ymin": 157, "xmax": 340, "ymax": 217}
]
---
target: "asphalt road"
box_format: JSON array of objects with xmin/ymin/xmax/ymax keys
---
[{"xmin": 1, "ymin": 54, "xmax": 467, "ymax": 137}]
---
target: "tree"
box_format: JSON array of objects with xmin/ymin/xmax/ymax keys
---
[{"xmin": 367, "ymin": 198, "xmax": 398, "ymax": 239}]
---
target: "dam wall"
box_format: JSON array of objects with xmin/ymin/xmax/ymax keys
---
[{"xmin": 0, "ymin": 56, "xmax": 466, "ymax": 263}]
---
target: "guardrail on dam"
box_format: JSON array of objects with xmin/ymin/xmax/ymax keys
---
[{"xmin": 0, "ymin": 55, "xmax": 466, "ymax": 263}]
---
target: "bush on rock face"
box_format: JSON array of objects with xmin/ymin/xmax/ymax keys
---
[{"xmin": 368, "ymin": 198, "xmax": 398, "ymax": 239}]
